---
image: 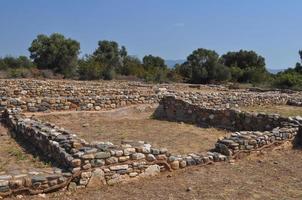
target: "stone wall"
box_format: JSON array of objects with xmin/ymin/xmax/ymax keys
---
[
  {"xmin": 0, "ymin": 79, "xmax": 302, "ymax": 112},
  {"xmin": 158, "ymin": 96, "xmax": 301, "ymax": 131},
  {"xmin": 1, "ymin": 108, "xmax": 229, "ymax": 197},
  {"xmin": 1, "ymin": 80, "xmax": 302, "ymax": 197}
]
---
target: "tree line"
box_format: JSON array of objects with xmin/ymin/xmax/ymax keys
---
[{"xmin": 0, "ymin": 33, "xmax": 301, "ymax": 90}]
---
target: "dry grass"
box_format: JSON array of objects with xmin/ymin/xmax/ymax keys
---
[
  {"xmin": 240, "ymin": 105, "xmax": 302, "ymax": 117},
  {"xmin": 34, "ymin": 105, "xmax": 229, "ymax": 155},
  {"xmin": 0, "ymin": 125, "xmax": 50, "ymax": 171}
]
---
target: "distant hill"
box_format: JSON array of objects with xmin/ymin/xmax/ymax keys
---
[
  {"xmin": 268, "ymin": 68, "xmax": 284, "ymax": 74},
  {"xmin": 165, "ymin": 59, "xmax": 185, "ymax": 68}
]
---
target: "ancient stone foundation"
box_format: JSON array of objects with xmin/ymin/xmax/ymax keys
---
[{"xmin": 0, "ymin": 80, "xmax": 301, "ymax": 197}]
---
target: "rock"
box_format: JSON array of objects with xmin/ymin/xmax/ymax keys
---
[
  {"xmin": 81, "ymin": 171, "xmax": 92, "ymax": 179},
  {"xmin": 0, "ymin": 175, "xmax": 12, "ymax": 180},
  {"xmin": 95, "ymin": 152, "xmax": 111, "ymax": 159},
  {"xmin": 71, "ymin": 159, "xmax": 81, "ymax": 167},
  {"xmin": 140, "ymin": 165, "xmax": 160, "ymax": 177},
  {"xmin": 106, "ymin": 157, "xmax": 118, "ymax": 164},
  {"xmin": 82, "ymin": 163, "xmax": 92, "ymax": 170},
  {"xmin": 82, "ymin": 154, "xmax": 95, "ymax": 160},
  {"xmin": 156, "ymin": 154, "xmax": 167, "ymax": 160},
  {"xmin": 119, "ymin": 156, "xmax": 130, "ymax": 162},
  {"xmin": 146, "ymin": 154, "xmax": 156, "ymax": 162},
  {"xmin": 131, "ymin": 153, "xmax": 145, "ymax": 160},
  {"xmin": 109, "ymin": 165, "xmax": 129, "ymax": 171},
  {"xmin": 123, "ymin": 148, "xmax": 136, "ymax": 156},
  {"xmin": 170, "ymin": 160, "xmax": 179, "ymax": 170},
  {"xmin": 38, "ymin": 193, "xmax": 46, "ymax": 198},
  {"xmin": 0, "ymin": 180, "xmax": 9, "ymax": 187},
  {"xmin": 180, "ymin": 160, "xmax": 187, "ymax": 168},
  {"xmin": 68, "ymin": 182, "xmax": 77, "ymax": 191},
  {"xmin": 129, "ymin": 172, "xmax": 138, "ymax": 177},
  {"xmin": 87, "ymin": 169, "xmax": 105, "ymax": 188},
  {"xmin": 32, "ymin": 175, "xmax": 47, "ymax": 183}
]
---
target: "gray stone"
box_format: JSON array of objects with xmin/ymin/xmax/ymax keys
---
[
  {"xmin": 106, "ymin": 157, "xmax": 118, "ymax": 164},
  {"xmin": 109, "ymin": 165, "xmax": 129, "ymax": 171},
  {"xmin": 32, "ymin": 175, "xmax": 47, "ymax": 183},
  {"xmin": 95, "ymin": 152, "xmax": 111, "ymax": 159},
  {"xmin": 131, "ymin": 153, "xmax": 145, "ymax": 160}
]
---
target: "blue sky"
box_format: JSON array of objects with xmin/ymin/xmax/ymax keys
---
[{"xmin": 0, "ymin": 0, "xmax": 301, "ymax": 69}]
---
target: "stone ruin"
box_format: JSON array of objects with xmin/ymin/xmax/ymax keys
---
[{"xmin": 0, "ymin": 79, "xmax": 302, "ymax": 197}]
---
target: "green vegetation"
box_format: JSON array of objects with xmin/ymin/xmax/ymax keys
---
[
  {"xmin": 28, "ymin": 33, "xmax": 80, "ymax": 78},
  {"xmin": 0, "ymin": 32, "xmax": 301, "ymax": 90}
]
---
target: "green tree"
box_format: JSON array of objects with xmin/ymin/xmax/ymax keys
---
[
  {"xmin": 220, "ymin": 50, "xmax": 266, "ymax": 70},
  {"xmin": 78, "ymin": 55, "xmax": 103, "ymax": 80},
  {"xmin": 93, "ymin": 40, "xmax": 128, "ymax": 79},
  {"xmin": 120, "ymin": 56, "xmax": 144, "ymax": 77},
  {"xmin": 220, "ymin": 50, "xmax": 267, "ymax": 83},
  {"xmin": 0, "ymin": 56, "xmax": 35, "ymax": 70},
  {"xmin": 142, "ymin": 55, "xmax": 167, "ymax": 69},
  {"xmin": 28, "ymin": 33, "xmax": 80, "ymax": 77},
  {"xmin": 142, "ymin": 55, "xmax": 168, "ymax": 83},
  {"xmin": 179, "ymin": 48, "xmax": 229, "ymax": 83}
]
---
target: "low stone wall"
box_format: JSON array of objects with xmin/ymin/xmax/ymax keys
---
[
  {"xmin": 158, "ymin": 96, "xmax": 301, "ymax": 131},
  {"xmin": 0, "ymin": 79, "xmax": 302, "ymax": 112},
  {"xmin": 1, "ymin": 108, "xmax": 229, "ymax": 197},
  {"xmin": 0, "ymin": 168, "xmax": 73, "ymax": 196},
  {"xmin": 215, "ymin": 127, "xmax": 299, "ymax": 156}
]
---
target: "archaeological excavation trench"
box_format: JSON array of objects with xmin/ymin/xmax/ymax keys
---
[{"xmin": 0, "ymin": 79, "xmax": 302, "ymax": 197}]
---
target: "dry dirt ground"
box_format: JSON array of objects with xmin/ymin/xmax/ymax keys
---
[
  {"xmin": 32, "ymin": 105, "xmax": 229, "ymax": 155},
  {"xmin": 0, "ymin": 125, "xmax": 49, "ymax": 172},
  {"xmin": 240, "ymin": 105, "xmax": 302, "ymax": 117},
  {"xmin": 9, "ymin": 142, "xmax": 302, "ymax": 200}
]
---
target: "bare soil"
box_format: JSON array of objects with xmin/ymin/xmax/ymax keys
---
[
  {"xmin": 240, "ymin": 105, "xmax": 302, "ymax": 117},
  {"xmin": 32, "ymin": 105, "xmax": 229, "ymax": 155},
  {"xmin": 0, "ymin": 124, "xmax": 49, "ymax": 172}
]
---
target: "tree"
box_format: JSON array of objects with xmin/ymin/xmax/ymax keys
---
[
  {"xmin": 93, "ymin": 40, "xmax": 127, "ymax": 68},
  {"xmin": 28, "ymin": 33, "xmax": 80, "ymax": 77},
  {"xmin": 93, "ymin": 40, "xmax": 129, "ymax": 79},
  {"xmin": 220, "ymin": 50, "xmax": 267, "ymax": 83},
  {"xmin": 178, "ymin": 48, "xmax": 228, "ymax": 83},
  {"xmin": 0, "ymin": 56, "xmax": 35, "ymax": 70},
  {"xmin": 77, "ymin": 55, "xmax": 103, "ymax": 80},
  {"xmin": 142, "ymin": 55, "xmax": 168, "ymax": 83},
  {"xmin": 294, "ymin": 50, "xmax": 302, "ymax": 73},
  {"xmin": 142, "ymin": 55, "xmax": 167, "ymax": 69},
  {"xmin": 220, "ymin": 50, "xmax": 266, "ymax": 70},
  {"xmin": 120, "ymin": 56, "xmax": 144, "ymax": 77}
]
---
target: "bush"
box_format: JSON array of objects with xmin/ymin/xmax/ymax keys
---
[
  {"xmin": 8, "ymin": 68, "xmax": 31, "ymax": 78},
  {"xmin": 273, "ymin": 72, "xmax": 302, "ymax": 89},
  {"xmin": 78, "ymin": 56, "xmax": 103, "ymax": 80}
]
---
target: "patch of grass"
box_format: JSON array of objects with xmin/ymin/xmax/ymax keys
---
[
  {"xmin": 8, "ymin": 148, "xmax": 28, "ymax": 161},
  {"xmin": 33, "ymin": 157, "xmax": 52, "ymax": 168}
]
